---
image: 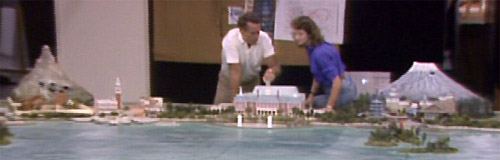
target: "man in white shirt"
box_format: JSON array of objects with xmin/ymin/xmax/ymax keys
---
[{"xmin": 214, "ymin": 12, "xmax": 281, "ymax": 104}]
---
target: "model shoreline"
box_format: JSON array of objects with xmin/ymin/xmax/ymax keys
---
[{"xmin": 5, "ymin": 117, "xmax": 500, "ymax": 133}]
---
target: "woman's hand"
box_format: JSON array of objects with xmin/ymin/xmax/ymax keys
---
[
  {"xmin": 325, "ymin": 105, "xmax": 336, "ymax": 114},
  {"xmin": 305, "ymin": 93, "xmax": 314, "ymax": 108}
]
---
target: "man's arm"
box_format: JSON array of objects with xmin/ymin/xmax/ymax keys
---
[
  {"xmin": 229, "ymin": 63, "xmax": 242, "ymax": 98},
  {"xmin": 264, "ymin": 55, "xmax": 281, "ymax": 79},
  {"xmin": 327, "ymin": 76, "xmax": 343, "ymax": 110},
  {"xmin": 261, "ymin": 31, "xmax": 280, "ymax": 79}
]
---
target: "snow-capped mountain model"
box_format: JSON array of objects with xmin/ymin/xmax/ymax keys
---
[
  {"xmin": 12, "ymin": 45, "xmax": 94, "ymax": 106},
  {"xmin": 380, "ymin": 62, "xmax": 482, "ymax": 101}
]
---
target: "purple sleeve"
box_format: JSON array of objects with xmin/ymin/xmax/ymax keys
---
[{"xmin": 314, "ymin": 48, "xmax": 346, "ymax": 82}]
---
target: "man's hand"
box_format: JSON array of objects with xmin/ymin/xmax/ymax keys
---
[
  {"xmin": 264, "ymin": 55, "xmax": 281, "ymax": 83},
  {"xmin": 263, "ymin": 68, "xmax": 275, "ymax": 84}
]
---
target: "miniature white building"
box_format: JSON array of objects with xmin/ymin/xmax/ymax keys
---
[
  {"xmin": 419, "ymin": 95, "xmax": 433, "ymax": 108},
  {"xmin": 210, "ymin": 103, "xmax": 233, "ymax": 113},
  {"xmin": 0, "ymin": 107, "xmax": 9, "ymax": 115},
  {"xmin": 369, "ymin": 99, "xmax": 385, "ymax": 119},
  {"xmin": 94, "ymin": 99, "xmax": 119, "ymax": 114},
  {"xmin": 6, "ymin": 97, "xmax": 21, "ymax": 109},
  {"xmin": 93, "ymin": 78, "xmax": 125, "ymax": 115},
  {"xmin": 420, "ymin": 96, "xmax": 457, "ymax": 120},
  {"xmin": 139, "ymin": 97, "xmax": 164, "ymax": 117},
  {"xmin": 234, "ymin": 85, "xmax": 306, "ymax": 115},
  {"xmin": 385, "ymin": 88, "xmax": 410, "ymax": 114},
  {"xmin": 408, "ymin": 103, "xmax": 419, "ymax": 116}
]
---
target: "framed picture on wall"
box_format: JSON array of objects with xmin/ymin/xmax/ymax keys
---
[{"xmin": 458, "ymin": 0, "xmax": 495, "ymax": 24}]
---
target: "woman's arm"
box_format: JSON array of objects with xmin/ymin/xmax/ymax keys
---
[
  {"xmin": 306, "ymin": 78, "xmax": 320, "ymax": 107},
  {"xmin": 310, "ymin": 78, "xmax": 320, "ymax": 94},
  {"xmin": 327, "ymin": 76, "xmax": 343, "ymax": 110}
]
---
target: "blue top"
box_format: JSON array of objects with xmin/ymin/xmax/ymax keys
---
[{"xmin": 307, "ymin": 42, "xmax": 346, "ymax": 88}]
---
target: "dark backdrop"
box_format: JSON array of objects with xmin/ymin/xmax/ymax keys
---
[{"xmin": 20, "ymin": 0, "xmax": 56, "ymax": 66}]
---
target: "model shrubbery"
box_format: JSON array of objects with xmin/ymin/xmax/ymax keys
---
[
  {"xmin": 0, "ymin": 122, "xmax": 13, "ymax": 146},
  {"xmin": 365, "ymin": 122, "xmax": 423, "ymax": 147}
]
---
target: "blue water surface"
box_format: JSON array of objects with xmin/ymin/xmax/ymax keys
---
[{"xmin": 0, "ymin": 121, "xmax": 499, "ymax": 160}]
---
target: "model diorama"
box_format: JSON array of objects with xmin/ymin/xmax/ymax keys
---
[
  {"xmin": 233, "ymin": 85, "xmax": 306, "ymax": 115},
  {"xmin": 6, "ymin": 46, "xmax": 94, "ymax": 118},
  {"xmin": 0, "ymin": 46, "xmax": 499, "ymax": 158}
]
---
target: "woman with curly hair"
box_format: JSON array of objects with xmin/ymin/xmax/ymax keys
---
[{"xmin": 291, "ymin": 16, "xmax": 357, "ymax": 112}]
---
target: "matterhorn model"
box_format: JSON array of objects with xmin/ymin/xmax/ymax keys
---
[{"xmin": 11, "ymin": 45, "xmax": 94, "ymax": 110}]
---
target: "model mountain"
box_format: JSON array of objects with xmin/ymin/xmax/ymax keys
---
[
  {"xmin": 12, "ymin": 45, "xmax": 94, "ymax": 106},
  {"xmin": 380, "ymin": 62, "xmax": 482, "ymax": 101}
]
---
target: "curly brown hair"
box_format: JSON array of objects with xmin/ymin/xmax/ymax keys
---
[{"xmin": 291, "ymin": 16, "xmax": 325, "ymax": 46}]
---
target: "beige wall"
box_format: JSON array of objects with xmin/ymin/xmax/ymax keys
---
[{"xmin": 55, "ymin": 0, "xmax": 150, "ymax": 102}]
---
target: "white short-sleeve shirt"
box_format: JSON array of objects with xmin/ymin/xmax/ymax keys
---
[{"xmin": 220, "ymin": 28, "xmax": 275, "ymax": 82}]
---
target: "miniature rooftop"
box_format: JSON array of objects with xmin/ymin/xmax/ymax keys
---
[
  {"xmin": 235, "ymin": 85, "xmax": 305, "ymax": 103},
  {"xmin": 252, "ymin": 85, "xmax": 301, "ymax": 96}
]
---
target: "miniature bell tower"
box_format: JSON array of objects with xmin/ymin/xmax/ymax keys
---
[{"xmin": 115, "ymin": 77, "xmax": 122, "ymax": 110}]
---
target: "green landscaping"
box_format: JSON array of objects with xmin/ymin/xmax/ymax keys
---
[
  {"xmin": 0, "ymin": 122, "xmax": 13, "ymax": 146},
  {"xmin": 425, "ymin": 114, "xmax": 500, "ymax": 128},
  {"xmin": 400, "ymin": 137, "xmax": 458, "ymax": 154},
  {"xmin": 365, "ymin": 121, "xmax": 459, "ymax": 154},
  {"xmin": 365, "ymin": 122, "xmax": 423, "ymax": 147},
  {"xmin": 20, "ymin": 112, "xmax": 91, "ymax": 119},
  {"xmin": 158, "ymin": 103, "xmax": 232, "ymax": 119},
  {"xmin": 316, "ymin": 94, "xmax": 386, "ymax": 124}
]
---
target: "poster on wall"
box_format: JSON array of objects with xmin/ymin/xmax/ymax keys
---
[
  {"xmin": 274, "ymin": 0, "xmax": 346, "ymax": 44},
  {"xmin": 228, "ymin": 6, "xmax": 244, "ymax": 25}
]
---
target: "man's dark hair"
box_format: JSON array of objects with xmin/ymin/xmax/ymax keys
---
[{"xmin": 237, "ymin": 12, "xmax": 262, "ymax": 30}]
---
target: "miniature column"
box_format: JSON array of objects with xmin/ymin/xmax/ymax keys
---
[
  {"xmin": 267, "ymin": 115, "xmax": 273, "ymax": 129},
  {"xmin": 237, "ymin": 114, "xmax": 243, "ymax": 127}
]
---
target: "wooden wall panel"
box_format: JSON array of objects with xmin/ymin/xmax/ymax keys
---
[
  {"xmin": 275, "ymin": 40, "xmax": 309, "ymax": 66},
  {"xmin": 153, "ymin": 0, "xmax": 310, "ymax": 66},
  {"xmin": 154, "ymin": 0, "xmax": 241, "ymax": 64}
]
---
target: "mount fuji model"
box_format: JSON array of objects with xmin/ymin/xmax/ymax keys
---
[
  {"xmin": 12, "ymin": 45, "xmax": 94, "ymax": 109},
  {"xmin": 380, "ymin": 62, "xmax": 482, "ymax": 101}
]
